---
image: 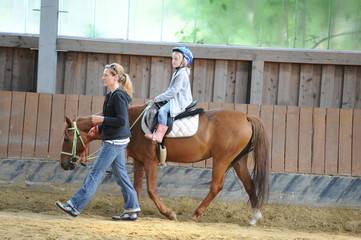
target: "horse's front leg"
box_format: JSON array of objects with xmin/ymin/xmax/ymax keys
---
[
  {"xmin": 132, "ymin": 159, "xmax": 145, "ymax": 201},
  {"xmin": 145, "ymin": 159, "xmax": 177, "ymax": 220}
]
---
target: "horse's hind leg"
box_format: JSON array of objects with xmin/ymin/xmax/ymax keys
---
[
  {"xmin": 191, "ymin": 160, "xmax": 228, "ymax": 222},
  {"xmin": 232, "ymin": 155, "xmax": 262, "ymax": 226},
  {"xmin": 144, "ymin": 159, "xmax": 177, "ymax": 220}
]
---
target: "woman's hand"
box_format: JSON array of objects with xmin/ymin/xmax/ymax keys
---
[
  {"xmin": 91, "ymin": 115, "xmax": 104, "ymax": 124},
  {"xmin": 88, "ymin": 125, "xmax": 98, "ymax": 136}
]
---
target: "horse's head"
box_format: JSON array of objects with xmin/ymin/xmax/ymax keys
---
[{"xmin": 60, "ymin": 116, "xmax": 91, "ymax": 170}]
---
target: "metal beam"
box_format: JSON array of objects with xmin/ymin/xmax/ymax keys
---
[{"xmin": 37, "ymin": 0, "xmax": 59, "ymax": 94}]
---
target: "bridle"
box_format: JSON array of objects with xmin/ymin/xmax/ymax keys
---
[
  {"xmin": 60, "ymin": 121, "xmax": 99, "ymax": 166},
  {"xmin": 61, "ymin": 101, "xmax": 152, "ymax": 167}
]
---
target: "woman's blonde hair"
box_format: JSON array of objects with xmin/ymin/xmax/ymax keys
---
[{"xmin": 105, "ymin": 63, "xmax": 133, "ymax": 98}]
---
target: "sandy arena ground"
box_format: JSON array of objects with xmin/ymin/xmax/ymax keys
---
[{"xmin": 0, "ymin": 187, "xmax": 360, "ymax": 240}]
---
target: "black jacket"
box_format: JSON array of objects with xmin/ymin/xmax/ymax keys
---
[{"xmin": 98, "ymin": 88, "xmax": 132, "ymax": 140}]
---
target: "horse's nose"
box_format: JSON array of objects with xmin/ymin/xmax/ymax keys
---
[{"xmin": 60, "ymin": 162, "xmax": 67, "ymax": 170}]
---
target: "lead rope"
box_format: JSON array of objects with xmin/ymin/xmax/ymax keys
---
[{"xmin": 130, "ymin": 100, "xmax": 153, "ymax": 130}]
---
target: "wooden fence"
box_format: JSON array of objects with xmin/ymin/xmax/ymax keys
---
[
  {"xmin": 0, "ymin": 91, "xmax": 360, "ymax": 177},
  {"xmin": 1, "ymin": 34, "xmax": 361, "ymax": 109}
]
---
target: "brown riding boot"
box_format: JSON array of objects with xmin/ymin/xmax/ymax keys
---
[{"xmin": 145, "ymin": 123, "xmax": 168, "ymax": 143}]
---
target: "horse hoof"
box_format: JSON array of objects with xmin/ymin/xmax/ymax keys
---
[
  {"xmin": 169, "ymin": 211, "xmax": 177, "ymax": 221},
  {"xmin": 247, "ymin": 222, "xmax": 255, "ymax": 227},
  {"xmin": 189, "ymin": 218, "xmax": 199, "ymax": 223}
]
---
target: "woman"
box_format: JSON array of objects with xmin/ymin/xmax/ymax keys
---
[
  {"xmin": 145, "ymin": 46, "xmax": 194, "ymax": 143},
  {"xmin": 56, "ymin": 63, "xmax": 141, "ymax": 221}
]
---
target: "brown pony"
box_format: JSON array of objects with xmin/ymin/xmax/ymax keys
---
[{"xmin": 60, "ymin": 104, "xmax": 270, "ymax": 226}]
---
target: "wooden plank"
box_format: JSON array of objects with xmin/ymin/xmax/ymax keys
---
[
  {"xmin": 208, "ymin": 102, "xmax": 222, "ymax": 110},
  {"xmin": 56, "ymin": 51, "xmax": 66, "ymax": 94},
  {"xmin": 271, "ymin": 105, "xmax": 286, "ymax": 172},
  {"xmin": 250, "ymin": 60, "xmax": 264, "ymax": 105},
  {"xmin": 325, "ymin": 108, "xmax": 340, "ymax": 175},
  {"xmin": 65, "ymin": 94, "xmax": 79, "ymax": 121},
  {"xmin": 192, "ymin": 59, "xmax": 209, "ymax": 102},
  {"xmin": 48, "ymin": 94, "xmax": 66, "ymax": 160},
  {"xmin": 312, "ymin": 108, "xmax": 326, "ymax": 174},
  {"xmin": 78, "ymin": 95, "xmax": 92, "ymax": 118},
  {"xmin": 34, "ymin": 94, "xmax": 52, "ymax": 159},
  {"xmin": 86, "ymin": 53, "xmax": 107, "ymax": 96},
  {"xmin": 8, "ymin": 92, "xmax": 26, "ymax": 158},
  {"xmin": 0, "ymin": 91, "xmax": 12, "ymax": 159},
  {"xmin": 222, "ymin": 102, "xmax": 235, "ymax": 110},
  {"xmin": 277, "ymin": 63, "xmax": 300, "ymax": 106},
  {"xmin": 192, "ymin": 59, "xmax": 215, "ymax": 102},
  {"xmin": 320, "ymin": 65, "xmax": 343, "ymax": 108},
  {"xmin": 298, "ymin": 107, "xmax": 313, "ymax": 173},
  {"xmin": 259, "ymin": 105, "xmax": 273, "ymax": 171},
  {"xmin": 213, "ymin": 60, "xmax": 228, "ymax": 102},
  {"xmin": 234, "ymin": 61, "xmax": 250, "ymax": 104},
  {"xmin": 285, "ymin": 106, "xmax": 299, "ymax": 173},
  {"xmin": 234, "ymin": 103, "xmax": 247, "ymax": 114},
  {"xmin": 21, "ymin": 92, "xmax": 39, "ymax": 158},
  {"xmin": 91, "ymin": 95, "xmax": 104, "ymax": 114},
  {"xmin": 299, "ymin": 64, "xmax": 322, "ymax": 107},
  {"xmin": 341, "ymin": 66, "xmax": 357, "ymax": 109},
  {"xmin": 356, "ymin": 67, "xmax": 361, "ymax": 109},
  {"xmin": 338, "ymin": 109, "xmax": 352, "ymax": 175},
  {"xmin": 0, "ymin": 47, "xmax": 13, "ymax": 91},
  {"xmin": 225, "ymin": 60, "xmax": 236, "ymax": 103},
  {"xmin": 247, "ymin": 104, "xmax": 261, "ymax": 118},
  {"xmin": 11, "ymin": 48, "xmax": 36, "ymax": 92},
  {"xmin": 149, "ymin": 57, "xmax": 172, "ymax": 98},
  {"xmin": 262, "ymin": 62, "xmax": 279, "ymax": 105},
  {"xmin": 130, "ymin": 56, "xmax": 151, "ymax": 99},
  {"xmin": 63, "ymin": 52, "xmax": 87, "ymax": 95},
  {"xmin": 352, "ymin": 109, "xmax": 361, "ymax": 176}
]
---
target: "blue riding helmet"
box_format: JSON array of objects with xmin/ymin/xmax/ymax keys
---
[{"xmin": 172, "ymin": 46, "xmax": 194, "ymax": 65}]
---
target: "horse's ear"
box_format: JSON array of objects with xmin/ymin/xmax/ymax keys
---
[{"xmin": 65, "ymin": 116, "xmax": 73, "ymax": 127}]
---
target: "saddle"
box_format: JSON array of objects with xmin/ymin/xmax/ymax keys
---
[{"xmin": 144, "ymin": 100, "xmax": 203, "ymax": 135}]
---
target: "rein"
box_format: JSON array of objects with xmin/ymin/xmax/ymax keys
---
[{"xmin": 60, "ymin": 121, "xmax": 99, "ymax": 166}]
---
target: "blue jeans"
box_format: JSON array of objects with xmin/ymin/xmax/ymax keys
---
[
  {"xmin": 68, "ymin": 142, "xmax": 140, "ymax": 213},
  {"xmin": 158, "ymin": 101, "xmax": 170, "ymax": 125}
]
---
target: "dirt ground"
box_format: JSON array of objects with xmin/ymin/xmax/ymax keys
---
[{"xmin": 0, "ymin": 187, "xmax": 360, "ymax": 240}]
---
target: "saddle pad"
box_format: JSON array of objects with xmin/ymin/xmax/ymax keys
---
[
  {"xmin": 166, "ymin": 114, "xmax": 199, "ymax": 138},
  {"xmin": 141, "ymin": 109, "xmax": 199, "ymax": 138}
]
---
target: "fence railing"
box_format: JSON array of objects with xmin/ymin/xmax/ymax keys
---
[
  {"xmin": 0, "ymin": 91, "xmax": 360, "ymax": 177},
  {"xmin": 1, "ymin": 34, "xmax": 361, "ymax": 109}
]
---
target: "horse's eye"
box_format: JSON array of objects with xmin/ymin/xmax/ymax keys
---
[{"xmin": 64, "ymin": 138, "xmax": 69, "ymax": 143}]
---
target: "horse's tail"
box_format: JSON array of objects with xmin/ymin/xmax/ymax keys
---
[{"xmin": 247, "ymin": 115, "xmax": 270, "ymax": 208}]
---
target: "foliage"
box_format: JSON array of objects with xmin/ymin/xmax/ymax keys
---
[{"xmin": 171, "ymin": 0, "xmax": 361, "ymax": 50}]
